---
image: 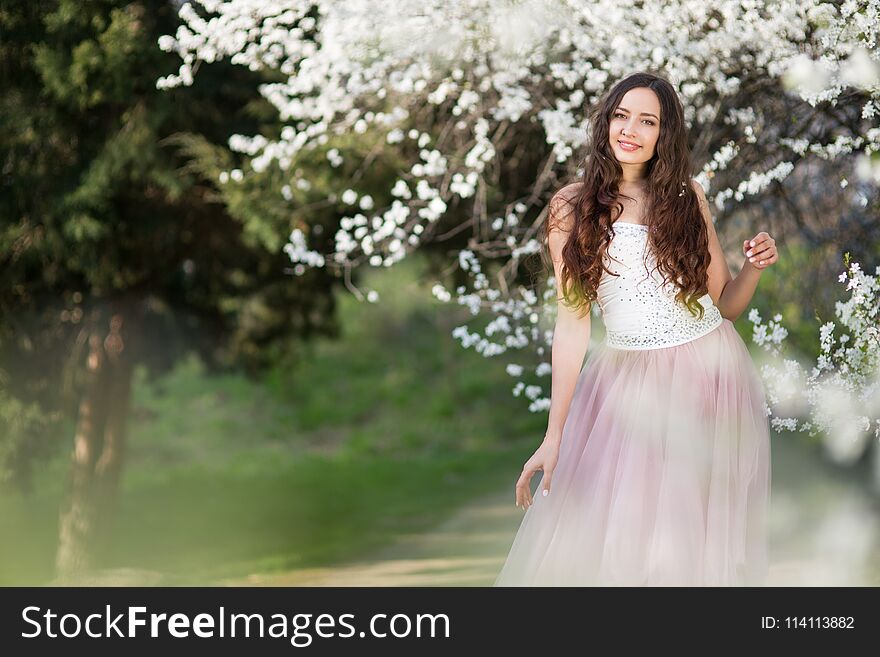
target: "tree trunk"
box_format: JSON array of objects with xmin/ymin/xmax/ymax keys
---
[
  {"xmin": 93, "ymin": 315, "xmax": 134, "ymax": 553},
  {"xmin": 55, "ymin": 301, "xmax": 139, "ymax": 581}
]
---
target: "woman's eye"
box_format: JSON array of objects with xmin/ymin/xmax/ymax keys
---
[{"xmin": 615, "ymin": 112, "xmax": 654, "ymax": 126}]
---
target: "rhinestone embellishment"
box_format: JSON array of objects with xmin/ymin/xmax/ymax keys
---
[{"xmin": 599, "ymin": 222, "xmax": 723, "ymax": 350}]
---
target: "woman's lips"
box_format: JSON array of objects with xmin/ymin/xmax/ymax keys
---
[{"xmin": 618, "ymin": 140, "xmax": 640, "ymax": 151}]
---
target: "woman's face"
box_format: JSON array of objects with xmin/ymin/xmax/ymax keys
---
[{"xmin": 608, "ymin": 87, "xmax": 661, "ymax": 164}]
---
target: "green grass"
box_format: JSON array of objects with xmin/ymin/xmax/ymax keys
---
[
  {"xmin": 103, "ymin": 446, "xmax": 528, "ymax": 583},
  {"xmin": 0, "ymin": 255, "xmax": 546, "ymax": 585}
]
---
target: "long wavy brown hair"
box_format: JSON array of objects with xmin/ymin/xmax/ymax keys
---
[{"xmin": 542, "ymin": 71, "xmax": 711, "ymax": 320}]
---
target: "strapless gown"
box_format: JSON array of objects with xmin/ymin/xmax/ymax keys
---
[{"xmin": 494, "ymin": 221, "xmax": 771, "ymax": 586}]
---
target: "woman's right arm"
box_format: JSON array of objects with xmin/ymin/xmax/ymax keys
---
[
  {"xmin": 514, "ymin": 188, "xmax": 593, "ymax": 509},
  {"xmin": 543, "ymin": 189, "xmax": 592, "ymax": 448}
]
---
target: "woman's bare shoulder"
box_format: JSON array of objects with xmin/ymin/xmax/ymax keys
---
[
  {"xmin": 548, "ymin": 182, "xmax": 583, "ymax": 231},
  {"xmin": 553, "ymin": 182, "xmax": 583, "ymax": 204}
]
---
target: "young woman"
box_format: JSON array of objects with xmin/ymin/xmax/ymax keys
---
[{"xmin": 494, "ymin": 72, "xmax": 776, "ymax": 586}]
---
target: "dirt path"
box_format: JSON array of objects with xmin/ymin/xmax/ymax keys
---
[
  {"xmin": 226, "ymin": 435, "xmax": 880, "ymax": 587},
  {"xmin": 223, "ymin": 485, "xmax": 514, "ymax": 587}
]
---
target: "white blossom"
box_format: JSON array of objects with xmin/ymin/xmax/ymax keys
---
[
  {"xmin": 748, "ymin": 258, "xmax": 880, "ymax": 456},
  {"xmin": 157, "ymin": 0, "xmax": 880, "ymax": 413}
]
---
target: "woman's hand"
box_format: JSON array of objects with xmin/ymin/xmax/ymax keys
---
[
  {"xmin": 515, "ymin": 439, "xmax": 560, "ymax": 511},
  {"xmin": 742, "ymin": 231, "xmax": 778, "ymax": 270}
]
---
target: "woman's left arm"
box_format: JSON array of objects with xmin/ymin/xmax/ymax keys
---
[{"xmin": 692, "ymin": 180, "xmax": 778, "ymax": 322}]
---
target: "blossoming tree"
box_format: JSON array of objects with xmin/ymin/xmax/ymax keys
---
[{"xmin": 157, "ymin": 0, "xmax": 880, "ymax": 447}]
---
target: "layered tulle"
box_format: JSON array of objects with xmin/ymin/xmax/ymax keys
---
[{"xmin": 495, "ymin": 318, "xmax": 771, "ymax": 587}]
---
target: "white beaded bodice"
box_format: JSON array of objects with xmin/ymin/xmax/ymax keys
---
[{"xmin": 597, "ymin": 222, "xmax": 723, "ymax": 350}]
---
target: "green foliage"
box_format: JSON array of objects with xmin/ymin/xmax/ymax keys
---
[
  {"xmin": 745, "ymin": 238, "xmax": 858, "ymax": 359},
  {"xmin": 0, "ymin": 1, "xmax": 349, "ymax": 484},
  {"xmin": 0, "ymin": 255, "xmax": 543, "ymax": 584},
  {"xmin": 0, "ymin": 383, "xmax": 61, "ymax": 489},
  {"xmin": 34, "ymin": 4, "xmax": 146, "ymax": 111}
]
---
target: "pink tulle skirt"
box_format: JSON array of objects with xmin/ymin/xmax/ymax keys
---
[{"xmin": 495, "ymin": 318, "xmax": 771, "ymax": 586}]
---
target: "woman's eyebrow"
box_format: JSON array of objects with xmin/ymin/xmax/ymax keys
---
[{"xmin": 617, "ymin": 106, "xmax": 660, "ymax": 121}]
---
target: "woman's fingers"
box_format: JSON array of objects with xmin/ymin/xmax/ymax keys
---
[
  {"xmin": 745, "ymin": 234, "xmax": 777, "ymax": 267},
  {"xmin": 746, "ymin": 237, "xmax": 773, "ymax": 256},
  {"xmin": 515, "ymin": 469, "xmax": 531, "ymax": 509},
  {"xmin": 748, "ymin": 248, "xmax": 775, "ymax": 264},
  {"xmin": 542, "ymin": 468, "xmax": 553, "ymax": 496},
  {"xmin": 747, "ymin": 231, "xmax": 770, "ymax": 248},
  {"xmin": 756, "ymin": 252, "xmax": 778, "ymax": 268},
  {"xmin": 516, "ymin": 467, "xmax": 535, "ymax": 510}
]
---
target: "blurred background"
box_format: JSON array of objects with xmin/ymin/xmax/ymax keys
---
[{"xmin": 2, "ymin": 0, "xmax": 879, "ymax": 586}]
